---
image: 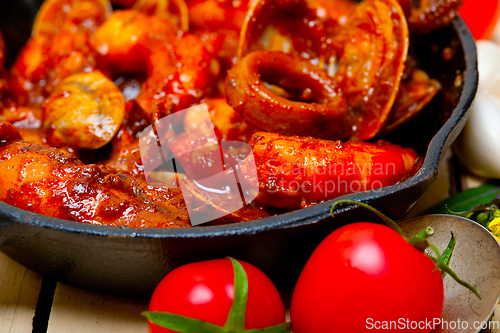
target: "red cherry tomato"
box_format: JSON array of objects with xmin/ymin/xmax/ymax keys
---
[
  {"xmin": 459, "ymin": 0, "xmax": 500, "ymax": 39},
  {"xmin": 147, "ymin": 258, "xmax": 287, "ymax": 333},
  {"xmin": 290, "ymin": 222, "xmax": 444, "ymax": 333}
]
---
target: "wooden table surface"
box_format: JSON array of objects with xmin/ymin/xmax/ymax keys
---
[{"xmin": 1, "ymin": 148, "xmax": 500, "ymax": 333}]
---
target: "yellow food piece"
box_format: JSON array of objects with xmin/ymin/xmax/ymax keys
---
[{"xmin": 42, "ymin": 71, "xmax": 125, "ymax": 150}]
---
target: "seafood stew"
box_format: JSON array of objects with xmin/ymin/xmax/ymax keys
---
[{"xmin": 0, "ymin": 0, "xmax": 467, "ymax": 228}]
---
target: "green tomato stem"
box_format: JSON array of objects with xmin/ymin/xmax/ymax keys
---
[
  {"xmin": 246, "ymin": 323, "xmax": 292, "ymax": 333},
  {"xmin": 426, "ymin": 243, "xmax": 481, "ymax": 299},
  {"xmin": 441, "ymin": 232, "xmax": 456, "ymax": 277},
  {"xmin": 142, "ymin": 311, "xmax": 223, "ymax": 333},
  {"xmin": 223, "ymin": 258, "xmax": 249, "ymax": 331},
  {"xmin": 408, "ymin": 227, "xmax": 434, "ymax": 252},
  {"xmin": 330, "ymin": 200, "xmax": 405, "ymax": 237}
]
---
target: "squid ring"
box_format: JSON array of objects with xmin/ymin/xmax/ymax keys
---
[{"xmin": 226, "ymin": 50, "xmax": 348, "ymax": 140}]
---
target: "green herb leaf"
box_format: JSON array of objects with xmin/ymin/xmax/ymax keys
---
[
  {"xmin": 426, "ymin": 182, "xmax": 500, "ymax": 215},
  {"xmin": 331, "ymin": 200, "xmax": 405, "ymax": 237}
]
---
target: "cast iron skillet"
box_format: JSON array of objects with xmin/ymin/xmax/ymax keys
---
[{"xmin": 0, "ymin": 2, "xmax": 477, "ymax": 298}]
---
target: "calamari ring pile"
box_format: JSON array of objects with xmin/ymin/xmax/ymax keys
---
[{"xmin": 0, "ymin": 0, "xmax": 455, "ymax": 228}]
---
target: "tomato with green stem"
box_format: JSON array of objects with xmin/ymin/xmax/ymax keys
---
[
  {"xmin": 290, "ymin": 200, "xmax": 480, "ymax": 333},
  {"xmin": 459, "ymin": 0, "xmax": 500, "ymax": 39},
  {"xmin": 144, "ymin": 258, "xmax": 290, "ymax": 333}
]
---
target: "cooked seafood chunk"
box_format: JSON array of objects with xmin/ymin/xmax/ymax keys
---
[
  {"xmin": 250, "ymin": 132, "xmax": 418, "ymax": 208},
  {"xmin": 0, "ymin": 122, "xmax": 189, "ymax": 228}
]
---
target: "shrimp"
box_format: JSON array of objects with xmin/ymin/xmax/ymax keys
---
[
  {"xmin": 10, "ymin": 0, "xmax": 110, "ymax": 107},
  {"xmin": 91, "ymin": 9, "xmax": 177, "ymax": 74},
  {"xmin": 133, "ymin": 0, "xmax": 189, "ymax": 32},
  {"xmin": 134, "ymin": 34, "xmax": 218, "ymax": 120},
  {"xmin": 9, "ymin": 37, "xmax": 50, "ymax": 106},
  {"xmin": 249, "ymin": 132, "xmax": 418, "ymax": 209},
  {"xmin": 188, "ymin": 0, "xmax": 249, "ymax": 88},
  {"xmin": 188, "ymin": 0, "xmax": 248, "ymax": 31},
  {"xmin": 93, "ymin": 10, "xmax": 217, "ymax": 122},
  {"xmin": 32, "ymin": 0, "xmax": 112, "ymax": 38}
]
